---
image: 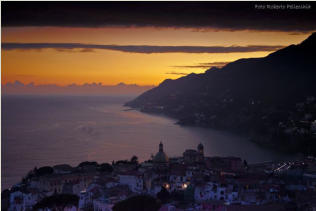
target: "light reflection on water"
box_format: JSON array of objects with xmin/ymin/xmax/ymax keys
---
[{"xmin": 1, "ymin": 95, "xmax": 295, "ymax": 190}]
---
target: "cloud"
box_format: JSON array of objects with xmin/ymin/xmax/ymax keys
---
[
  {"xmin": 165, "ymin": 72, "xmax": 189, "ymax": 76},
  {"xmin": 171, "ymin": 62, "xmax": 230, "ymax": 69},
  {"xmin": 2, "ymin": 43, "xmax": 285, "ymax": 54},
  {"xmin": 2, "ymin": 2, "xmax": 316, "ymax": 32},
  {"xmin": 77, "ymin": 125, "xmax": 97, "ymax": 136}
]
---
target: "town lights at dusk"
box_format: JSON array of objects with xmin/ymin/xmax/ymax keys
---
[
  {"xmin": 182, "ymin": 183, "xmax": 188, "ymax": 189},
  {"xmin": 164, "ymin": 183, "xmax": 170, "ymax": 189}
]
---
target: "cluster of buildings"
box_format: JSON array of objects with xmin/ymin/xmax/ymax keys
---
[
  {"xmin": 279, "ymin": 96, "xmax": 316, "ymax": 137},
  {"xmin": 4, "ymin": 142, "xmax": 316, "ymax": 211}
]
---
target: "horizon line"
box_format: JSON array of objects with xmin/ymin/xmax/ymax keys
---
[{"xmin": 2, "ymin": 81, "xmax": 157, "ymax": 87}]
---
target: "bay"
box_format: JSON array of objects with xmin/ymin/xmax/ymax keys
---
[{"xmin": 1, "ymin": 95, "xmax": 295, "ymax": 190}]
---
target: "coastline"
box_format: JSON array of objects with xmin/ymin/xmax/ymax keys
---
[{"xmin": 126, "ymin": 105, "xmax": 311, "ymax": 156}]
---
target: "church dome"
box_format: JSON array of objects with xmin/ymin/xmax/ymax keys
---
[
  {"xmin": 153, "ymin": 142, "xmax": 169, "ymax": 163},
  {"xmin": 154, "ymin": 151, "xmax": 169, "ymax": 163}
]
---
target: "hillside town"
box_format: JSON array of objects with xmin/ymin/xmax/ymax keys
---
[{"xmin": 3, "ymin": 142, "xmax": 316, "ymax": 211}]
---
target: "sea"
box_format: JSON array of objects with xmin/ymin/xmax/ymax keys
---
[{"xmin": 1, "ymin": 95, "xmax": 296, "ymax": 190}]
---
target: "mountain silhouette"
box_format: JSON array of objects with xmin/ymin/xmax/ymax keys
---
[
  {"xmin": 127, "ymin": 32, "xmax": 316, "ymax": 107},
  {"xmin": 126, "ymin": 33, "xmax": 316, "ymax": 154}
]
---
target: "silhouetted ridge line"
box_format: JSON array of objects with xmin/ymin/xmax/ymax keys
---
[{"xmin": 125, "ymin": 32, "xmax": 316, "ymax": 155}]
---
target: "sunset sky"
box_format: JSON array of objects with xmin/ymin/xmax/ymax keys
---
[{"xmin": 2, "ymin": 2, "xmax": 316, "ymax": 87}]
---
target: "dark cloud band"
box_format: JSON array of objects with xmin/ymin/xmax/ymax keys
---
[
  {"xmin": 172, "ymin": 62, "xmax": 230, "ymax": 68},
  {"xmin": 2, "ymin": 43, "xmax": 285, "ymax": 54},
  {"xmin": 165, "ymin": 72, "xmax": 189, "ymax": 76},
  {"xmin": 2, "ymin": 2, "xmax": 316, "ymax": 32}
]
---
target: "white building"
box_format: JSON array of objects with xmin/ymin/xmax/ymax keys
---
[
  {"xmin": 194, "ymin": 182, "xmax": 238, "ymax": 203},
  {"xmin": 118, "ymin": 171, "xmax": 143, "ymax": 193},
  {"xmin": 78, "ymin": 190, "xmax": 93, "ymax": 210},
  {"xmin": 9, "ymin": 190, "xmax": 40, "ymax": 211},
  {"xmin": 93, "ymin": 198, "xmax": 113, "ymax": 211}
]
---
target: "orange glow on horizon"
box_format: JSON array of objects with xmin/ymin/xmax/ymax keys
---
[{"xmin": 1, "ymin": 27, "xmax": 310, "ymax": 87}]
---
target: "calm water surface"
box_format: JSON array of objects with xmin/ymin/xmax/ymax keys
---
[{"xmin": 2, "ymin": 95, "xmax": 295, "ymax": 190}]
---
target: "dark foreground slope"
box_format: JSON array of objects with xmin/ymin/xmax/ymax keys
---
[{"xmin": 126, "ymin": 33, "xmax": 316, "ymax": 154}]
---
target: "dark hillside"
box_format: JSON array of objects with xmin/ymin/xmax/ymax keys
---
[{"xmin": 126, "ymin": 33, "xmax": 316, "ymax": 154}]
